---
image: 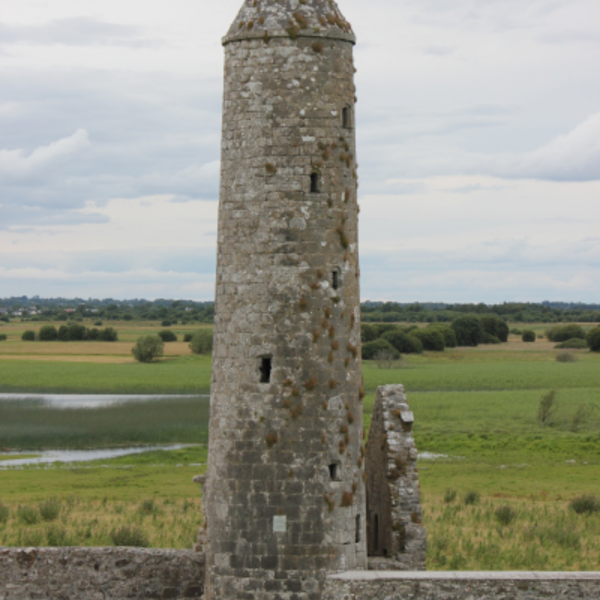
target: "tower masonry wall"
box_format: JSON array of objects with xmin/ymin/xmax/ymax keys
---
[{"xmin": 204, "ymin": 14, "xmax": 366, "ymax": 600}]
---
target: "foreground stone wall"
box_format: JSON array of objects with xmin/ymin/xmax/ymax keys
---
[
  {"xmin": 324, "ymin": 571, "xmax": 600, "ymax": 600},
  {"xmin": 4, "ymin": 550, "xmax": 600, "ymax": 600},
  {"xmin": 0, "ymin": 547, "xmax": 204, "ymax": 600}
]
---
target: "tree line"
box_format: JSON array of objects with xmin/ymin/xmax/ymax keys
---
[{"xmin": 2, "ymin": 297, "xmax": 600, "ymax": 326}]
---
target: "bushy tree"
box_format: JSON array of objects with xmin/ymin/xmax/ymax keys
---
[
  {"xmin": 362, "ymin": 338, "xmax": 399, "ymax": 360},
  {"xmin": 451, "ymin": 316, "xmax": 483, "ymax": 347},
  {"xmin": 372, "ymin": 324, "xmax": 401, "ymax": 338},
  {"xmin": 0, "ymin": 334, "xmax": 6, "ymax": 341},
  {"xmin": 587, "ymin": 326, "xmax": 600, "ymax": 352},
  {"xmin": 58, "ymin": 323, "xmax": 87, "ymax": 341},
  {"xmin": 382, "ymin": 330, "xmax": 423, "ymax": 354},
  {"xmin": 189, "ymin": 329, "xmax": 214, "ymax": 355},
  {"xmin": 21, "ymin": 330, "xmax": 36, "ymax": 341},
  {"xmin": 522, "ymin": 330, "xmax": 536, "ymax": 342},
  {"xmin": 360, "ymin": 324, "xmax": 378, "ymax": 343},
  {"xmin": 555, "ymin": 338, "xmax": 587, "ymax": 349},
  {"xmin": 158, "ymin": 330, "xmax": 178, "ymax": 342},
  {"xmin": 546, "ymin": 324, "xmax": 586, "ymax": 342},
  {"xmin": 481, "ymin": 316, "xmax": 509, "ymax": 342},
  {"xmin": 87, "ymin": 328, "xmax": 100, "ymax": 340},
  {"xmin": 427, "ymin": 324, "xmax": 457, "ymax": 348},
  {"xmin": 132, "ymin": 335, "xmax": 164, "ymax": 363},
  {"xmin": 482, "ymin": 332, "xmax": 501, "ymax": 344},
  {"xmin": 411, "ymin": 328, "xmax": 445, "ymax": 351},
  {"xmin": 98, "ymin": 327, "xmax": 118, "ymax": 342},
  {"xmin": 38, "ymin": 325, "xmax": 58, "ymax": 341}
]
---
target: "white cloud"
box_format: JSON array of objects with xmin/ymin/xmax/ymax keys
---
[
  {"xmin": 0, "ymin": 129, "xmax": 91, "ymax": 182},
  {"xmin": 539, "ymin": 30, "xmax": 600, "ymax": 44},
  {"xmin": 515, "ymin": 112, "xmax": 600, "ymax": 181},
  {"xmin": 0, "ymin": 18, "xmax": 161, "ymax": 48}
]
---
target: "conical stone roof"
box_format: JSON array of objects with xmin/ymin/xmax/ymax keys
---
[{"xmin": 223, "ymin": 0, "xmax": 355, "ymax": 45}]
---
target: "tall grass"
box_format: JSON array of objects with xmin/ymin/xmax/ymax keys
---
[
  {"xmin": 426, "ymin": 496, "xmax": 600, "ymax": 570},
  {"xmin": 0, "ymin": 496, "xmax": 203, "ymax": 550},
  {"xmin": 0, "ymin": 397, "xmax": 209, "ymax": 449}
]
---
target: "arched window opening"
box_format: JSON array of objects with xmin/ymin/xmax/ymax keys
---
[{"xmin": 310, "ymin": 172, "xmax": 320, "ymax": 193}]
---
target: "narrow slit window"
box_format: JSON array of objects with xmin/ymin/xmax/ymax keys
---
[
  {"xmin": 355, "ymin": 515, "xmax": 361, "ymax": 543},
  {"xmin": 310, "ymin": 173, "xmax": 320, "ymax": 193},
  {"xmin": 329, "ymin": 463, "xmax": 340, "ymax": 481},
  {"xmin": 259, "ymin": 357, "xmax": 272, "ymax": 383},
  {"xmin": 342, "ymin": 107, "xmax": 351, "ymax": 129},
  {"xmin": 332, "ymin": 269, "xmax": 340, "ymax": 290},
  {"xmin": 373, "ymin": 514, "xmax": 379, "ymax": 551}
]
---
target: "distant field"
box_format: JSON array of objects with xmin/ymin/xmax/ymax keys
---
[
  {"xmin": 0, "ymin": 355, "xmax": 212, "ymax": 394},
  {"xmin": 0, "ymin": 320, "xmax": 210, "ymax": 361}
]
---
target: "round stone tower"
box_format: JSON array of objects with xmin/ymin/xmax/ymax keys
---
[{"xmin": 204, "ymin": 1, "xmax": 365, "ymax": 598}]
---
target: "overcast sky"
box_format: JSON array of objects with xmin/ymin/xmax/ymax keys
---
[{"xmin": 1, "ymin": 0, "xmax": 599, "ymax": 302}]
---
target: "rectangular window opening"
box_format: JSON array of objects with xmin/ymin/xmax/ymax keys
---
[
  {"xmin": 332, "ymin": 270, "xmax": 340, "ymax": 290},
  {"xmin": 343, "ymin": 107, "xmax": 352, "ymax": 129},
  {"xmin": 310, "ymin": 173, "xmax": 320, "ymax": 194},
  {"xmin": 259, "ymin": 357, "xmax": 272, "ymax": 383},
  {"xmin": 355, "ymin": 515, "xmax": 361, "ymax": 543},
  {"xmin": 329, "ymin": 463, "xmax": 340, "ymax": 481}
]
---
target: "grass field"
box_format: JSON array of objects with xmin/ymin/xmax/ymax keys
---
[
  {"xmin": 0, "ymin": 447, "xmax": 207, "ymax": 549},
  {"xmin": 1, "ymin": 322, "xmax": 599, "ymax": 569},
  {"xmin": 0, "ymin": 320, "xmax": 212, "ymax": 393}
]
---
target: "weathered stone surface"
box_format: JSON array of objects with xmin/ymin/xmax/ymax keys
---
[
  {"xmin": 204, "ymin": 1, "xmax": 365, "ymax": 599},
  {"xmin": 365, "ymin": 385, "xmax": 426, "ymax": 570},
  {"xmin": 0, "ymin": 547, "xmax": 204, "ymax": 600},
  {"xmin": 224, "ymin": 0, "xmax": 355, "ymax": 46},
  {"xmin": 324, "ymin": 571, "xmax": 600, "ymax": 599}
]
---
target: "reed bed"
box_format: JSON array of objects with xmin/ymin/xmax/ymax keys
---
[{"xmin": 0, "ymin": 398, "xmax": 209, "ymax": 449}]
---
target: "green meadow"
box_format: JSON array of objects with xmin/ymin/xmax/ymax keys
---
[
  {"xmin": 1, "ymin": 325, "xmax": 600, "ymax": 569},
  {"xmin": 0, "ymin": 355, "xmax": 212, "ymax": 395}
]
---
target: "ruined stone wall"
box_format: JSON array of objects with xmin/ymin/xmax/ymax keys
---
[
  {"xmin": 324, "ymin": 571, "xmax": 600, "ymax": 599},
  {"xmin": 0, "ymin": 547, "xmax": 204, "ymax": 600},
  {"xmin": 365, "ymin": 385, "xmax": 426, "ymax": 570},
  {"xmin": 204, "ymin": 1, "xmax": 366, "ymax": 598},
  {"xmin": 4, "ymin": 548, "xmax": 600, "ymax": 600}
]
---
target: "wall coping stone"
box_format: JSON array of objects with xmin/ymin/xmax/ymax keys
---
[{"xmin": 329, "ymin": 571, "xmax": 600, "ymax": 581}]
